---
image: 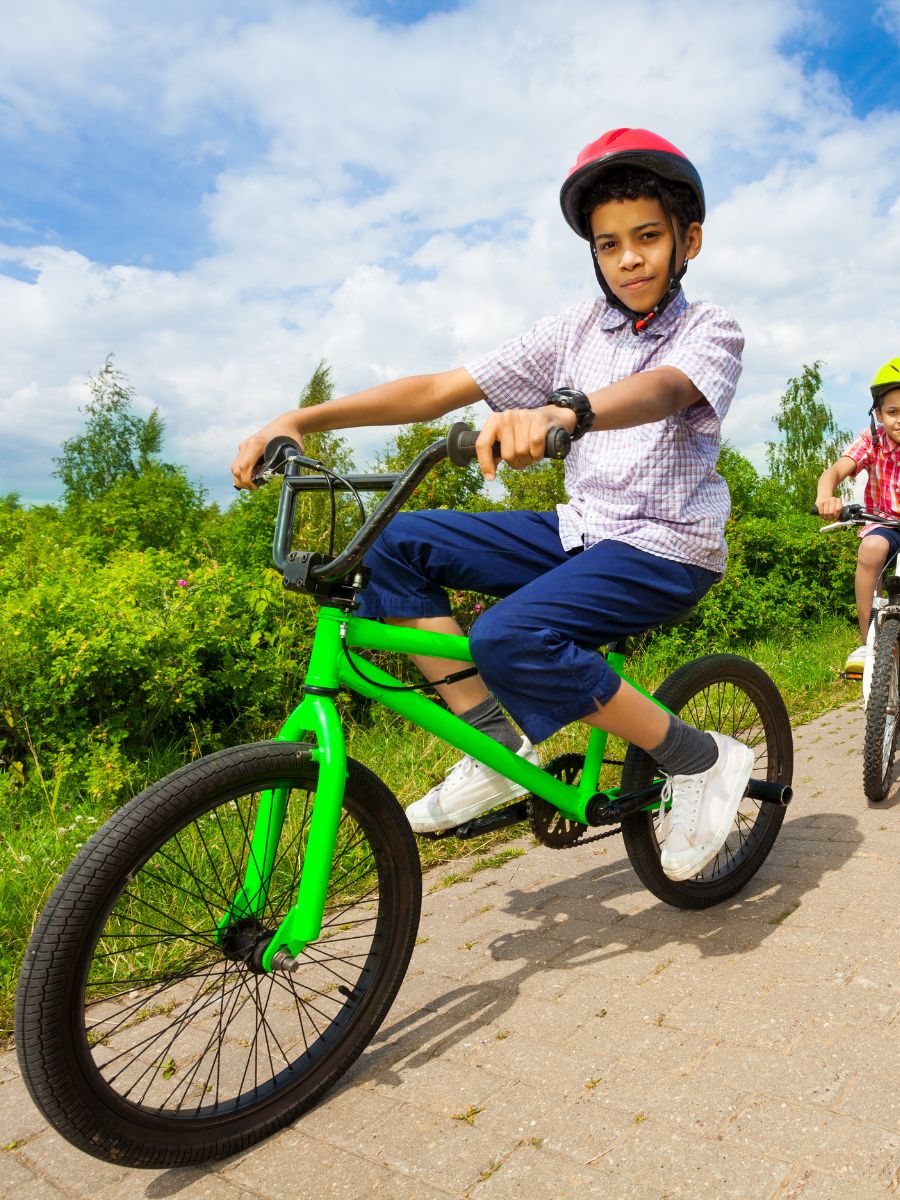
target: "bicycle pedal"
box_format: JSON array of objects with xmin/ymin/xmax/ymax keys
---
[{"xmin": 841, "ymin": 670, "xmax": 863, "ymax": 681}]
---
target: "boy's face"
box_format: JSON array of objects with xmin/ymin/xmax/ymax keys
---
[
  {"xmin": 589, "ymin": 195, "xmax": 702, "ymax": 313},
  {"xmin": 877, "ymin": 390, "xmax": 900, "ymax": 446}
]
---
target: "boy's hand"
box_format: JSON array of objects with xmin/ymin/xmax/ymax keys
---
[
  {"xmin": 476, "ymin": 406, "xmax": 577, "ymax": 481},
  {"xmin": 814, "ymin": 494, "xmax": 843, "ymax": 519},
  {"xmin": 231, "ymin": 434, "xmax": 269, "ymax": 490},
  {"xmin": 232, "ymin": 428, "xmax": 305, "ymax": 490}
]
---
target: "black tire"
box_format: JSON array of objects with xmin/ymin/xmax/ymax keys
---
[
  {"xmin": 620, "ymin": 654, "xmax": 792, "ymax": 909},
  {"xmin": 863, "ymin": 618, "xmax": 900, "ymax": 801},
  {"xmin": 15, "ymin": 742, "xmax": 421, "ymax": 1168}
]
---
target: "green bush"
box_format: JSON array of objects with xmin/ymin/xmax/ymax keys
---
[{"xmin": 649, "ymin": 512, "xmax": 857, "ymax": 655}]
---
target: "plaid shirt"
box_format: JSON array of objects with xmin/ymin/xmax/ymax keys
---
[
  {"xmin": 466, "ymin": 290, "xmax": 744, "ymax": 574},
  {"xmin": 843, "ymin": 427, "xmax": 900, "ymax": 532}
]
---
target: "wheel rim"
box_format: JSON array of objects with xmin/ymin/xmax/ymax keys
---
[{"xmin": 76, "ymin": 781, "xmax": 389, "ymax": 1124}]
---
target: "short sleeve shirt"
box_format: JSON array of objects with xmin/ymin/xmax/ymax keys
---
[
  {"xmin": 843, "ymin": 427, "xmax": 900, "ymax": 529},
  {"xmin": 465, "ymin": 290, "xmax": 744, "ymax": 574}
]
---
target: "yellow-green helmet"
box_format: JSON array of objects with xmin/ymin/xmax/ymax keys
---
[{"xmin": 871, "ymin": 358, "xmax": 900, "ymax": 406}]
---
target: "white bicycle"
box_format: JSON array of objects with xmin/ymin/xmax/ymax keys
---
[{"xmin": 817, "ymin": 502, "xmax": 900, "ymax": 800}]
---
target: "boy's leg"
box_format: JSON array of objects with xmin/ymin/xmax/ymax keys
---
[
  {"xmin": 358, "ymin": 509, "xmax": 576, "ymax": 825},
  {"xmin": 855, "ymin": 532, "xmax": 892, "ymax": 641},
  {"xmin": 583, "ymin": 680, "xmax": 754, "ymax": 881},
  {"xmin": 461, "ymin": 540, "xmax": 751, "ymax": 877}
]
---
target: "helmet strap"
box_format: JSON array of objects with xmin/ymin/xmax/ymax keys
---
[{"xmin": 870, "ymin": 404, "xmax": 880, "ymax": 448}]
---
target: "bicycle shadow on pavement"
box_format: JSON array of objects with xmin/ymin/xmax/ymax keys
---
[{"xmin": 354, "ymin": 808, "xmax": 860, "ymax": 1090}]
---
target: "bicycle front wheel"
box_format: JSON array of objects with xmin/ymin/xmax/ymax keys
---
[
  {"xmin": 620, "ymin": 654, "xmax": 792, "ymax": 909},
  {"xmin": 863, "ymin": 618, "xmax": 900, "ymax": 801},
  {"xmin": 15, "ymin": 742, "xmax": 421, "ymax": 1168}
]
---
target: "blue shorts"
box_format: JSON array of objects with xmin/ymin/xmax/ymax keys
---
[{"xmin": 358, "ymin": 509, "xmax": 718, "ymax": 743}]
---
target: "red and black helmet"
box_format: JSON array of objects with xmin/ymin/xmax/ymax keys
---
[
  {"xmin": 560, "ymin": 127, "xmax": 705, "ymax": 239},
  {"xmin": 559, "ymin": 128, "xmax": 705, "ymax": 333}
]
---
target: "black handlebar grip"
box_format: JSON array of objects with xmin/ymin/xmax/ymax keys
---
[
  {"xmin": 261, "ymin": 435, "xmax": 302, "ymax": 472},
  {"xmin": 809, "ymin": 504, "xmax": 820, "ymax": 516},
  {"xmin": 446, "ymin": 422, "xmax": 571, "ymax": 467},
  {"xmin": 446, "ymin": 423, "xmax": 480, "ymax": 466},
  {"xmin": 545, "ymin": 426, "xmax": 571, "ymax": 459}
]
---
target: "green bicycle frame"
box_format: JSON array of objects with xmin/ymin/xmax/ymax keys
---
[{"xmin": 220, "ymin": 605, "xmax": 667, "ymax": 969}]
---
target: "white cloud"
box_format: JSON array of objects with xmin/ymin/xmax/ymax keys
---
[
  {"xmin": 876, "ymin": 0, "xmax": 900, "ymax": 41},
  {"xmin": 1, "ymin": 0, "xmax": 898, "ymax": 504}
]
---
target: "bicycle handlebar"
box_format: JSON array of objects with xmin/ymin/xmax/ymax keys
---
[
  {"xmin": 262, "ymin": 421, "xmax": 570, "ymax": 586},
  {"xmin": 446, "ymin": 422, "xmax": 571, "ymax": 466},
  {"xmin": 812, "ymin": 501, "xmax": 900, "ymax": 530}
]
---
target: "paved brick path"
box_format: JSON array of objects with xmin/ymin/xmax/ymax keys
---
[{"xmin": 2, "ymin": 701, "xmax": 898, "ymax": 1199}]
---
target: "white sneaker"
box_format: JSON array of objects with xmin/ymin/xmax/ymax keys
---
[
  {"xmin": 405, "ymin": 739, "xmax": 540, "ymax": 833},
  {"xmin": 658, "ymin": 732, "xmax": 754, "ymax": 881},
  {"xmin": 844, "ymin": 645, "xmax": 867, "ymax": 676}
]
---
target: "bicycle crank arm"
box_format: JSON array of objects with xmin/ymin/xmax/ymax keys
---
[
  {"xmin": 419, "ymin": 799, "xmax": 530, "ymax": 841},
  {"xmin": 585, "ymin": 775, "xmax": 792, "ymax": 825}
]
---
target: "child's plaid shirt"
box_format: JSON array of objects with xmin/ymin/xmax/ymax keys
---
[
  {"xmin": 843, "ymin": 427, "xmax": 900, "ymax": 532},
  {"xmin": 466, "ymin": 290, "xmax": 744, "ymax": 575}
]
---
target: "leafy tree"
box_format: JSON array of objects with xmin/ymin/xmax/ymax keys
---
[
  {"xmin": 717, "ymin": 441, "xmax": 761, "ymax": 519},
  {"xmin": 765, "ymin": 361, "xmax": 852, "ymax": 509},
  {"xmin": 54, "ymin": 356, "xmax": 166, "ymax": 502},
  {"xmin": 65, "ymin": 464, "xmax": 208, "ymax": 558},
  {"xmin": 214, "ymin": 361, "xmax": 358, "ymax": 568},
  {"xmin": 374, "ymin": 411, "xmax": 490, "ymax": 512},
  {"xmin": 498, "ymin": 458, "xmax": 566, "ymax": 512}
]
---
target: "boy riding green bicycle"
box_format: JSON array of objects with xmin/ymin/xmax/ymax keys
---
[{"xmin": 233, "ymin": 127, "xmax": 754, "ymax": 882}]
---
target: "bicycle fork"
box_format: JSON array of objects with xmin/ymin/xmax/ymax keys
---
[{"xmin": 217, "ymin": 617, "xmax": 352, "ymax": 971}]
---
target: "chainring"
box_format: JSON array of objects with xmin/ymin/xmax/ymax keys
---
[{"xmin": 527, "ymin": 753, "xmax": 591, "ymax": 848}]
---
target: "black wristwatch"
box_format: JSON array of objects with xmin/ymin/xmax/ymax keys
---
[{"xmin": 546, "ymin": 388, "xmax": 594, "ymax": 440}]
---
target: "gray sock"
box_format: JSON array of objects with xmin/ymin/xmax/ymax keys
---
[
  {"xmin": 459, "ymin": 696, "xmax": 524, "ymax": 752},
  {"xmin": 650, "ymin": 715, "xmax": 717, "ymax": 776}
]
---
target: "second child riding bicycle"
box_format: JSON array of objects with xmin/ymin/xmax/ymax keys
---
[
  {"xmin": 233, "ymin": 126, "xmax": 754, "ymax": 883},
  {"xmin": 815, "ymin": 357, "xmax": 900, "ymax": 676}
]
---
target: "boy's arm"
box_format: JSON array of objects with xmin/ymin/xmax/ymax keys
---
[
  {"xmin": 475, "ymin": 365, "xmax": 699, "ymax": 479},
  {"xmin": 231, "ymin": 368, "xmax": 483, "ymax": 488},
  {"xmin": 815, "ymin": 457, "xmax": 858, "ymax": 518}
]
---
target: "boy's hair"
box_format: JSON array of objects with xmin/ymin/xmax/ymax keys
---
[{"xmin": 578, "ymin": 165, "xmax": 702, "ymax": 236}]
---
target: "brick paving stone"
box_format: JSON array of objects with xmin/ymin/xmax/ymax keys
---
[
  {"xmin": 724, "ymin": 1094, "xmax": 900, "ymax": 1188},
  {"xmin": 0, "ymin": 1151, "xmax": 71, "ymax": 1200},
  {"xmin": 225, "ymin": 1127, "xmax": 454, "ymax": 1198},
  {"xmin": 590, "ymin": 1116, "xmax": 792, "ymax": 1199},
  {"xmin": 468, "ymin": 1143, "xmax": 660, "ymax": 1199},
  {"xmin": 11, "ymin": 1127, "xmax": 131, "ymax": 1196},
  {"xmin": 778, "ymin": 1166, "xmax": 895, "ymax": 1199},
  {"xmin": 338, "ymin": 1102, "xmax": 521, "ymax": 1193},
  {"xmin": 105, "ymin": 1166, "xmax": 262, "ymax": 1200},
  {"xmin": 0, "ymin": 1073, "xmax": 50, "ymax": 1147}
]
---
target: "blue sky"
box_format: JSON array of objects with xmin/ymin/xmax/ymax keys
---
[{"xmin": 2, "ymin": 0, "xmax": 900, "ymax": 504}]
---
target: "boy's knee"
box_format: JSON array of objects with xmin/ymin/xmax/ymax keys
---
[
  {"xmin": 470, "ymin": 606, "xmax": 549, "ymax": 678},
  {"xmin": 859, "ymin": 537, "xmax": 890, "ymax": 569}
]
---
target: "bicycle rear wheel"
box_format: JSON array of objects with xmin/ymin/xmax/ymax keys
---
[
  {"xmin": 15, "ymin": 742, "xmax": 421, "ymax": 1168},
  {"xmin": 863, "ymin": 618, "xmax": 900, "ymax": 801},
  {"xmin": 620, "ymin": 654, "xmax": 792, "ymax": 909}
]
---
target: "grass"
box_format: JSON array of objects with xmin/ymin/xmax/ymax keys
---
[{"xmin": 0, "ymin": 615, "xmax": 860, "ymax": 1044}]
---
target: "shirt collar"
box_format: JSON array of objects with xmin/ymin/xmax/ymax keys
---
[{"xmin": 597, "ymin": 288, "xmax": 688, "ymax": 337}]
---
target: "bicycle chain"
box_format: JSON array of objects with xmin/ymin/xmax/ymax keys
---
[{"xmin": 527, "ymin": 753, "xmax": 621, "ymax": 848}]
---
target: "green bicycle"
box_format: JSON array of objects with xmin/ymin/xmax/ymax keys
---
[{"xmin": 15, "ymin": 424, "xmax": 793, "ymax": 1168}]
